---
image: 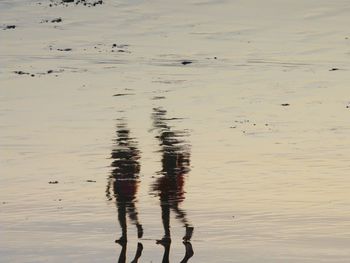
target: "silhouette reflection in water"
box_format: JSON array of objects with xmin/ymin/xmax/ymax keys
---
[
  {"xmin": 151, "ymin": 107, "xmax": 194, "ymax": 263},
  {"xmin": 106, "ymin": 119, "xmax": 143, "ymax": 263}
]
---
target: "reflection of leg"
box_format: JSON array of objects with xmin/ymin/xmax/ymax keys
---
[
  {"xmin": 136, "ymin": 223, "xmax": 143, "ymax": 239},
  {"xmin": 117, "ymin": 242, "xmax": 127, "ymax": 263},
  {"xmin": 156, "ymin": 239, "xmax": 171, "ymax": 263},
  {"xmin": 126, "ymin": 202, "xmax": 143, "ymax": 238},
  {"xmin": 183, "ymin": 226, "xmax": 194, "ymax": 241},
  {"xmin": 126, "ymin": 202, "xmax": 139, "ymax": 224},
  {"xmin": 160, "ymin": 202, "xmax": 171, "ymax": 240},
  {"xmin": 180, "ymin": 241, "xmax": 194, "ymax": 263},
  {"xmin": 116, "ymin": 202, "xmax": 127, "ymax": 243},
  {"xmin": 106, "ymin": 177, "xmax": 113, "ymax": 201},
  {"xmin": 131, "ymin": 242, "xmax": 143, "ymax": 263},
  {"xmin": 171, "ymin": 204, "xmax": 193, "ymax": 241},
  {"xmin": 172, "ymin": 204, "xmax": 188, "ymax": 226}
]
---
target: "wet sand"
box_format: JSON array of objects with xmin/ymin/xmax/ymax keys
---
[{"xmin": 1, "ymin": 0, "xmax": 350, "ymax": 262}]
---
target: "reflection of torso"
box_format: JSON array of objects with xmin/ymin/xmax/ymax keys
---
[
  {"xmin": 112, "ymin": 160, "xmax": 140, "ymax": 177},
  {"xmin": 153, "ymin": 151, "xmax": 190, "ymax": 203},
  {"xmin": 111, "ymin": 145, "xmax": 140, "ymax": 202},
  {"xmin": 114, "ymin": 179, "xmax": 139, "ymax": 202},
  {"xmin": 161, "ymin": 151, "xmax": 190, "ymax": 175},
  {"xmin": 154, "ymin": 175, "xmax": 185, "ymax": 203}
]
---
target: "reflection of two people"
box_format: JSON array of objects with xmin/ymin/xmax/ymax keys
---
[
  {"xmin": 152, "ymin": 107, "xmax": 194, "ymax": 263},
  {"xmin": 106, "ymin": 120, "xmax": 143, "ymax": 263}
]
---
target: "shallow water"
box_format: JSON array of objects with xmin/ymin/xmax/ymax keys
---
[{"xmin": 1, "ymin": 0, "xmax": 350, "ymax": 262}]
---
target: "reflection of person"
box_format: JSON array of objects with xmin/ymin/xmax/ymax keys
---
[
  {"xmin": 151, "ymin": 108, "xmax": 194, "ymax": 262},
  {"xmin": 106, "ymin": 120, "xmax": 143, "ymax": 262}
]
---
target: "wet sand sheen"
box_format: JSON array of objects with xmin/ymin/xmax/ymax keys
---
[{"xmin": 1, "ymin": 0, "xmax": 350, "ymax": 262}]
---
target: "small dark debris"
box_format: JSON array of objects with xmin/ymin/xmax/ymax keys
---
[
  {"xmin": 214, "ymin": 56, "xmax": 217, "ymax": 59},
  {"xmin": 4, "ymin": 25, "xmax": 16, "ymax": 30},
  {"xmin": 42, "ymin": 18, "xmax": 62, "ymax": 23},
  {"xmin": 235, "ymin": 119, "xmax": 250, "ymax": 124},
  {"xmin": 49, "ymin": 181, "xmax": 59, "ymax": 184},
  {"xmin": 181, "ymin": 61, "xmax": 192, "ymax": 65},
  {"xmin": 164, "ymin": 117, "xmax": 184, "ymax": 121},
  {"xmin": 329, "ymin": 68, "xmax": 339, "ymax": 71},
  {"xmin": 112, "ymin": 44, "xmax": 128, "ymax": 49},
  {"xmin": 86, "ymin": 180, "xmax": 96, "ymax": 183},
  {"xmin": 230, "ymin": 126, "xmax": 237, "ymax": 129},
  {"xmin": 281, "ymin": 103, "xmax": 290, "ymax": 106},
  {"xmin": 113, "ymin": 93, "xmax": 134, "ymax": 97},
  {"xmin": 57, "ymin": 48, "xmax": 72, "ymax": 51},
  {"xmin": 152, "ymin": 96, "xmax": 166, "ymax": 100},
  {"xmin": 51, "ymin": 0, "xmax": 104, "ymax": 7},
  {"xmin": 14, "ymin": 71, "xmax": 30, "ymax": 75},
  {"xmin": 47, "ymin": 70, "xmax": 53, "ymax": 74},
  {"xmin": 51, "ymin": 18, "xmax": 62, "ymax": 23}
]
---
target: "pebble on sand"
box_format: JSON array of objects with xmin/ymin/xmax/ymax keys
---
[
  {"xmin": 181, "ymin": 61, "xmax": 192, "ymax": 65},
  {"xmin": 4, "ymin": 25, "xmax": 16, "ymax": 30},
  {"xmin": 51, "ymin": 18, "xmax": 62, "ymax": 23},
  {"xmin": 86, "ymin": 180, "xmax": 96, "ymax": 183},
  {"xmin": 49, "ymin": 181, "xmax": 59, "ymax": 184}
]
